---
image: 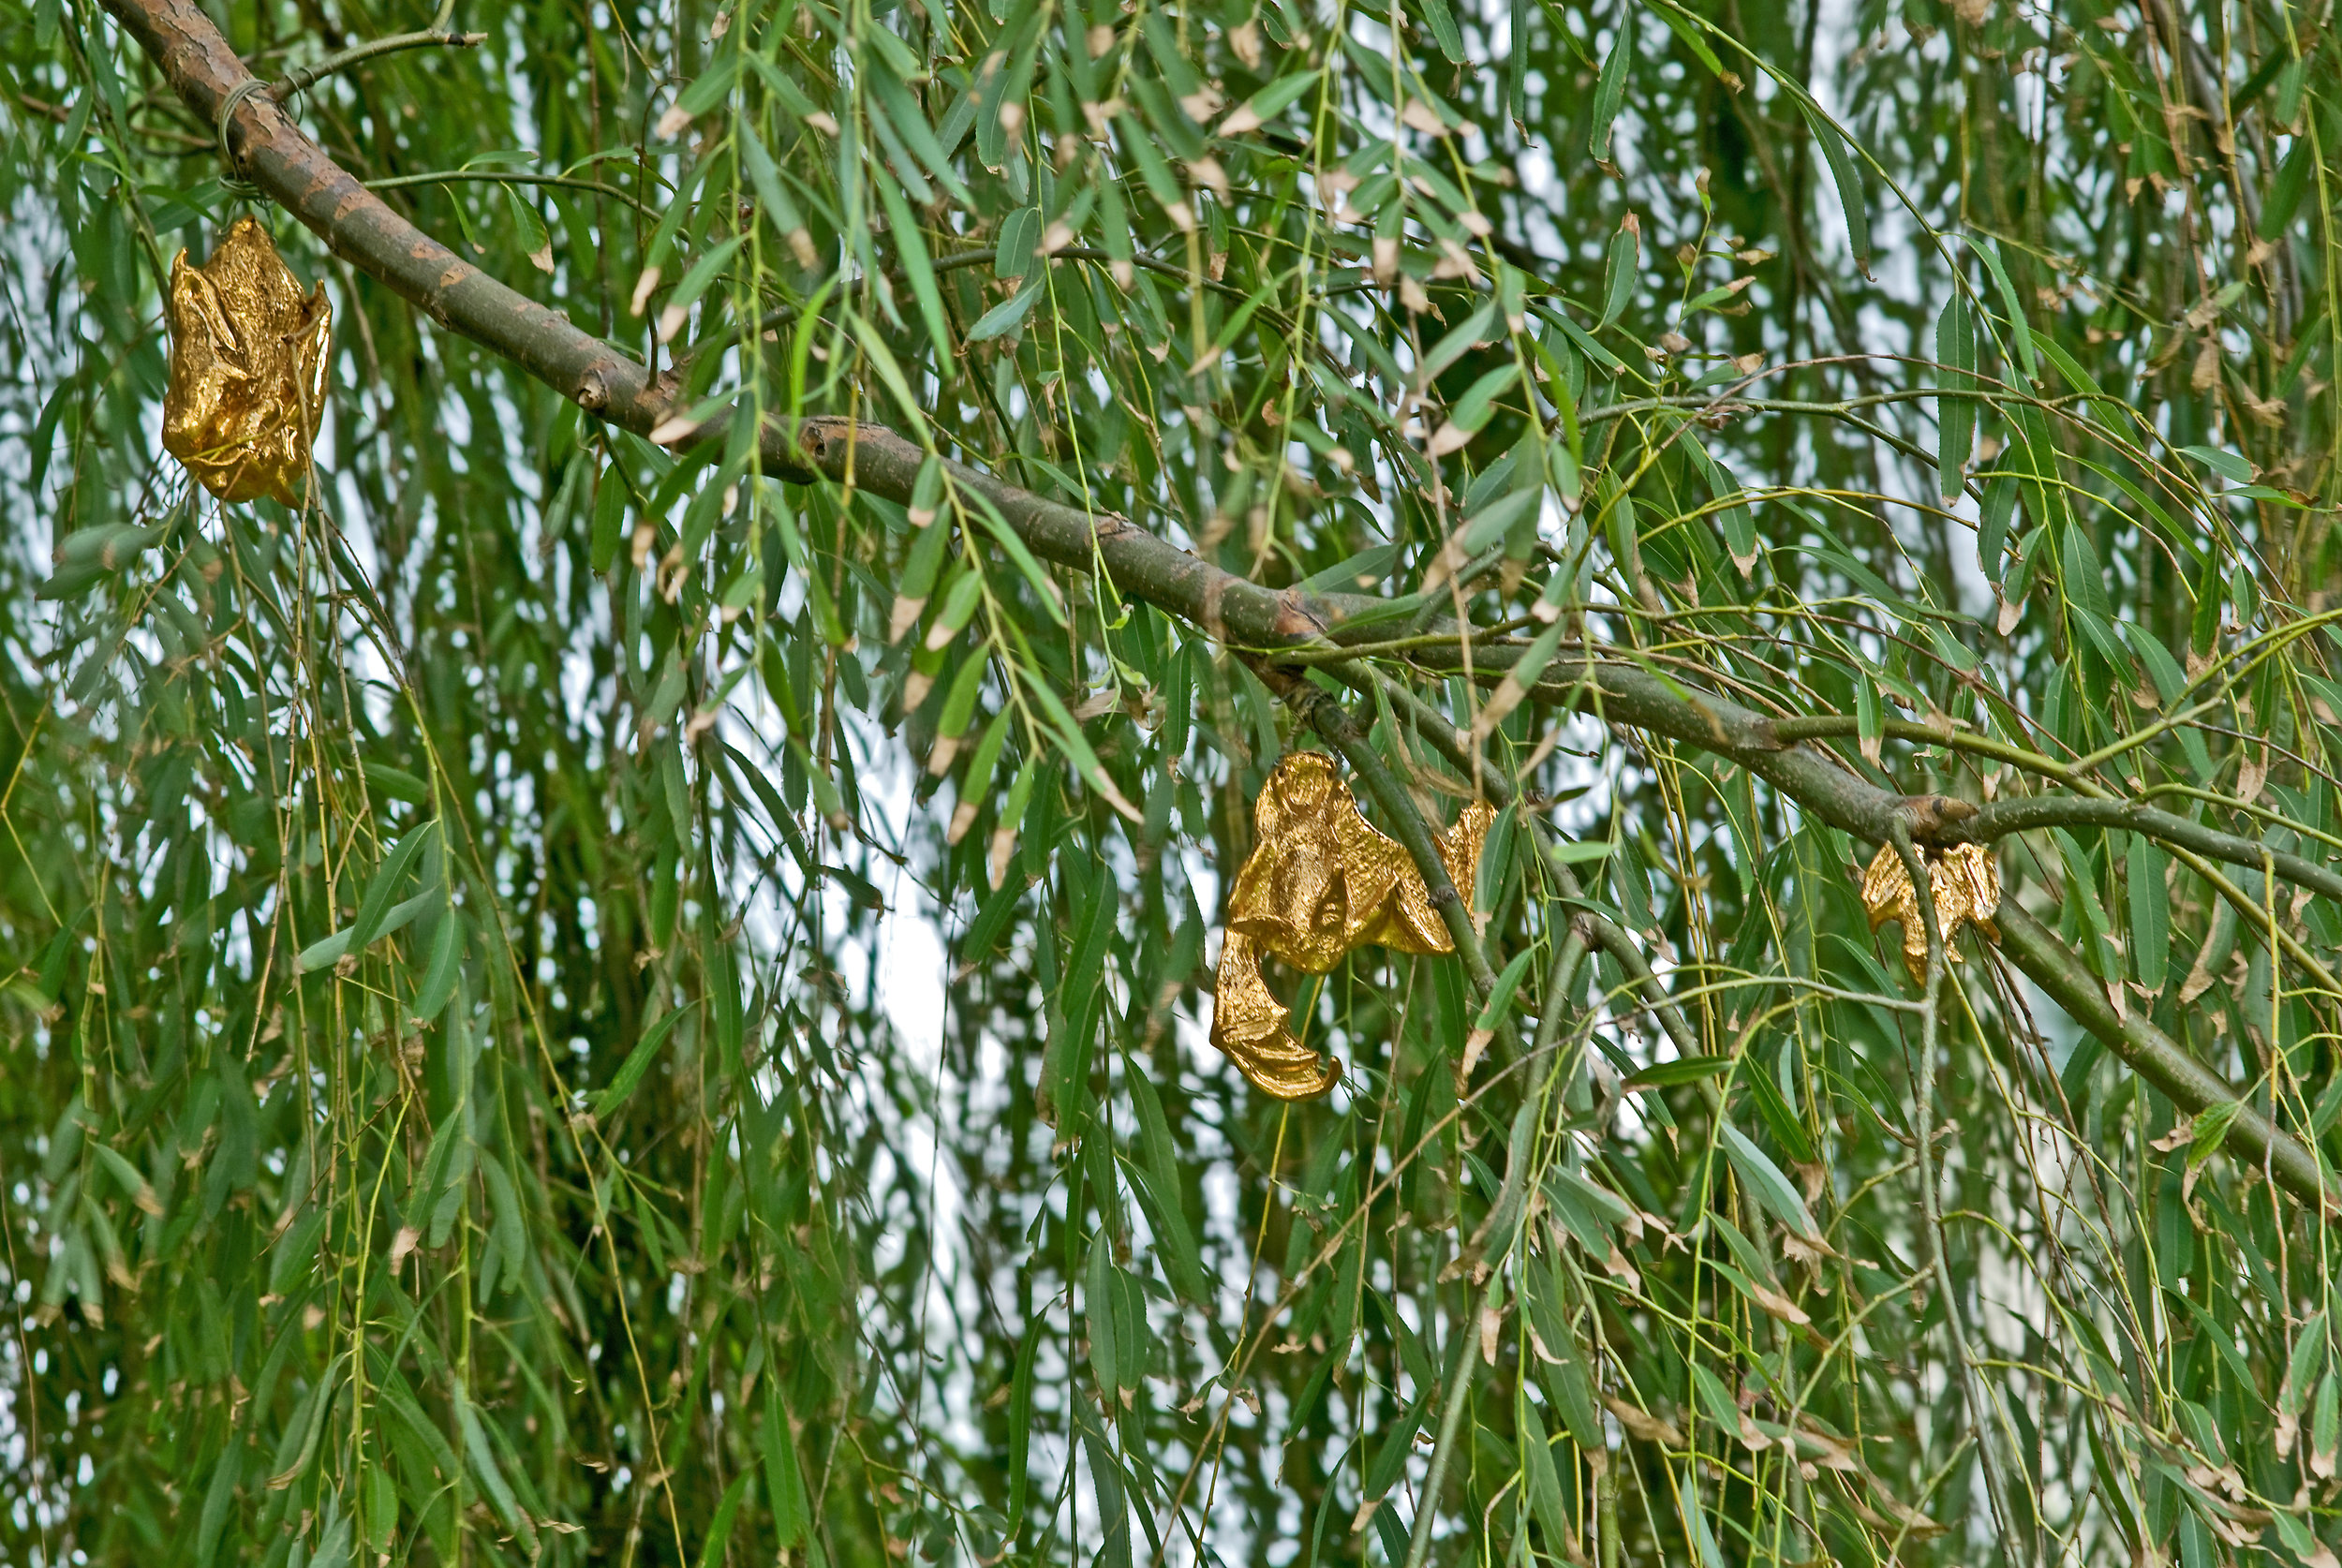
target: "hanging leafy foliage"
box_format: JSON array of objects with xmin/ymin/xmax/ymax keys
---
[{"xmin": 2, "ymin": 0, "xmax": 2340, "ymax": 1562}]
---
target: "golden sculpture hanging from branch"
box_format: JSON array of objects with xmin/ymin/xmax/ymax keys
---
[
  {"xmin": 162, "ymin": 217, "xmax": 333, "ymax": 508},
  {"xmin": 1211, "ymin": 751, "xmax": 1494, "ymax": 1098},
  {"xmin": 1860, "ymin": 840, "xmax": 2001, "ymax": 982}
]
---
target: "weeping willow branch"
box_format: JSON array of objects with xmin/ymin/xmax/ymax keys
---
[
  {"xmin": 1396, "ymin": 642, "xmax": 2342, "ymax": 903},
  {"xmin": 101, "ymin": 0, "xmax": 2335, "ymax": 1209},
  {"xmin": 101, "ymin": 0, "xmax": 1983, "ymax": 841},
  {"xmin": 1994, "ymin": 900, "xmax": 2333, "ymax": 1208}
]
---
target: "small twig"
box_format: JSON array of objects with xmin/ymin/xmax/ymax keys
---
[
  {"xmin": 1970, "ymin": 794, "xmax": 2342, "ymax": 905},
  {"xmin": 1530, "ymin": 923, "xmax": 1590, "ymax": 1064},
  {"xmin": 1267, "ymin": 618, "xmax": 1537, "ymax": 667},
  {"xmin": 1768, "ymin": 712, "xmax": 2099, "ymax": 794},
  {"xmin": 364, "ymin": 169, "xmax": 660, "ymax": 221},
  {"xmin": 215, "ymin": 14, "xmax": 485, "ymax": 183},
  {"xmin": 689, "ymin": 246, "xmax": 1233, "ymax": 377},
  {"xmin": 272, "ymin": 24, "xmax": 486, "ymax": 103},
  {"xmin": 936, "ymin": 244, "xmax": 1256, "ymax": 304}
]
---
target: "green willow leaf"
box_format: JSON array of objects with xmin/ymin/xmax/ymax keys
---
[
  {"xmin": 1717, "ymin": 1125, "xmax": 1820, "ymax": 1243},
  {"xmin": 1623, "ymin": 1056, "xmax": 1732, "ymax": 1089},
  {"xmin": 763, "ymin": 1389, "xmax": 812, "ymax": 1548},
  {"xmin": 1597, "ymin": 220, "xmax": 1638, "ymax": 329},
  {"xmin": 1588, "ymin": 8, "xmax": 1635, "ymax": 161},
  {"xmin": 2128, "ymin": 835, "xmax": 2170, "ymax": 992},
  {"xmin": 1935, "ymin": 290, "xmax": 1975, "ymax": 503},
  {"xmin": 1799, "ymin": 100, "xmax": 1870, "ymax": 273},
  {"xmin": 968, "ymin": 275, "xmax": 1043, "ymax": 340},
  {"xmin": 594, "ymin": 1000, "xmax": 698, "ymax": 1118},
  {"xmin": 409, "ymin": 906, "xmax": 463, "ymax": 1020},
  {"xmin": 696, "ymin": 1472, "xmax": 756, "ymax": 1568},
  {"xmin": 346, "ymin": 820, "xmax": 439, "ymax": 954},
  {"xmin": 298, "ymin": 887, "xmax": 437, "ymax": 973},
  {"xmin": 1517, "ymin": 1397, "xmax": 1571, "ymax": 1544}
]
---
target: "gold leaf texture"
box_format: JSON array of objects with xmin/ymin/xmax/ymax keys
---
[
  {"xmin": 163, "ymin": 217, "xmax": 333, "ymax": 508},
  {"xmin": 1210, "ymin": 751, "xmax": 1495, "ymax": 1097},
  {"xmin": 1860, "ymin": 840, "xmax": 2001, "ymax": 981}
]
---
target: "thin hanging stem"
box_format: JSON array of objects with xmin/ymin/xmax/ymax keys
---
[{"xmin": 1890, "ymin": 822, "xmax": 2023, "ymax": 1561}]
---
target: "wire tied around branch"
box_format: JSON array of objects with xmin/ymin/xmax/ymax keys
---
[
  {"xmin": 215, "ymin": 0, "xmax": 484, "ymax": 185},
  {"xmin": 212, "ymin": 77, "xmax": 274, "ymax": 196}
]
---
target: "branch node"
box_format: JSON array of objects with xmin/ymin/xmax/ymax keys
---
[
  {"xmin": 1270, "ymin": 592, "xmax": 1331, "ymax": 639},
  {"xmin": 1898, "ymin": 792, "xmax": 1977, "ymax": 840}
]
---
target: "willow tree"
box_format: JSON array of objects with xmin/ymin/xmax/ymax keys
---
[{"xmin": 3, "ymin": 0, "xmax": 2339, "ymax": 1561}]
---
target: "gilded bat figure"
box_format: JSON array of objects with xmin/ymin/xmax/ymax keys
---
[
  {"xmin": 1210, "ymin": 751, "xmax": 1494, "ymax": 1098},
  {"xmin": 163, "ymin": 218, "xmax": 333, "ymax": 508},
  {"xmin": 1860, "ymin": 839, "xmax": 2001, "ymax": 982}
]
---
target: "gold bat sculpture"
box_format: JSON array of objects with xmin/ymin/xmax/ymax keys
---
[
  {"xmin": 1860, "ymin": 839, "xmax": 2001, "ymax": 982},
  {"xmin": 1210, "ymin": 751, "xmax": 1494, "ymax": 1098}
]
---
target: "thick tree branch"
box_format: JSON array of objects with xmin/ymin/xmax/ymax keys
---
[
  {"xmin": 1970, "ymin": 796, "xmax": 2342, "ymax": 903},
  {"xmin": 108, "ymin": 0, "xmax": 1979, "ymax": 846},
  {"xmin": 1397, "ymin": 647, "xmax": 1979, "ymax": 843},
  {"xmin": 100, "ymin": 0, "xmax": 2332, "ymax": 1205},
  {"xmin": 1995, "ymin": 900, "xmax": 2332, "ymax": 1208},
  {"xmin": 1403, "ymin": 644, "xmax": 2342, "ymax": 903},
  {"xmin": 102, "ymin": 0, "xmax": 1374, "ymax": 651}
]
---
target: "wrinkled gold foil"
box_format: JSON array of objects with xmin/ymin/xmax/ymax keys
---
[
  {"xmin": 1861, "ymin": 840, "xmax": 2001, "ymax": 981},
  {"xmin": 1211, "ymin": 751, "xmax": 1496, "ymax": 1098},
  {"xmin": 163, "ymin": 217, "xmax": 332, "ymax": 508}
]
